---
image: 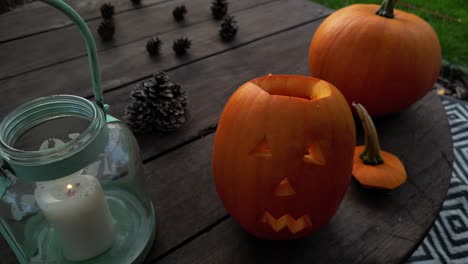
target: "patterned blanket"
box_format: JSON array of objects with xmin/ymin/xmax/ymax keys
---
[{"xmin": 408, "ymin": 96, "xmax": 468, "ymax": 264}]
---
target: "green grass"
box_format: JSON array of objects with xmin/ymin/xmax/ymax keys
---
[{"xmin": 313, "ymin": 0, "xmax": 468, "ymax": 67}]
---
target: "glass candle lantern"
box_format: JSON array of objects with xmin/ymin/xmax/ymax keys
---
[{"xmin": 0, "ymin": 1, "xmax": 156, "ymax": 263}]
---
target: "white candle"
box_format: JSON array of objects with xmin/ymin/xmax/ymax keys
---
[{"xmin": 34, "ymin": 174, "xmax": 114, "ymax": 261}]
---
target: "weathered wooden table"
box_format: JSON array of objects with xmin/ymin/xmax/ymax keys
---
[{"xmin": 0, "ymin": 0, "xmax": 453, "ymax": 263}]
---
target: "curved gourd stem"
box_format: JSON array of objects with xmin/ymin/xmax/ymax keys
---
[
  {"xmin": 41, "ymin": 0, "xmax": 106, "ymax": 112},
  {"xmin": 353, "ymin": 103, "xmax": 384, "ymax": 165},
  {"xmin": 376, "ymin": 0, "xmax": 399, "ymax": 19}
]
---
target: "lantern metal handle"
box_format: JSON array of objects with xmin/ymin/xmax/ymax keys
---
[
  {"xmin": 40, "ymin": 0, "xmax": 107, "ymax": 111},
  {"xmin": 0, "ymin": 0, "xmax": 109, "ymax": 181},
  {"xmin": 0, "ymin": 1, "xmax": 112, "ymax": 179}
]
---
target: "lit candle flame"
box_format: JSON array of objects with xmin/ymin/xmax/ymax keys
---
[{"xmin": 66, "ymin": 184, "xmax": 76, "ymax": 197}]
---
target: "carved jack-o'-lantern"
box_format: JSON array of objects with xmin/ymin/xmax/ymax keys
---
[{"xmin": 212, "ymin": 75, "xmax": 356, "ymax": 239}]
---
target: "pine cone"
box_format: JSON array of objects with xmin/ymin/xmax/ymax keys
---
[
  {"xmin": 173, "ymin": 5, "xmax": 187, "ymax": 22},
  {"xmin": 154, "ymin": 100, "xmax": 187, "ymax": 132},
  {"xmin": 98, "ymin": 20, "xmax": 115, "ymax": 41},
  {"xmin": 100, "ymin": 3, "xmax": 114, "ymax": 19},
  {"xmin": 129, "ymin": 83, "xmax": 146, "ymax": 101},
  {"xmin": 219, "ymin": 15, "xmax": 238, "ymax": 42},
  {"xmin": 146, "ymin": 37, "xmax": 162, "ymax": 56},
  {"xmin": 125, "ymin": 72, "xmax": 188, "ymax": 133},
  {"xmin": 173, "ymin": 37, "xmax": 192, "ymax": 56},
  {"xmin": 153, "ymin": 71, "xmax": 170, "ymax": 84},
  {"xmin": 124, "ymin": 100, "xmax": 156, "ymax": 133},
  {"xmin": 211, "ymin": 0, "xmax": 228, "ymax": 20},
  {"xmin": 145, "ymin": 72, "xmax": 188, "ymax": 108}
]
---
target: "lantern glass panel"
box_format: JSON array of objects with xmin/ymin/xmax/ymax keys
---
[{"xmin": 0, "ymin": 95, "xmax": 155, "ymax": 264}]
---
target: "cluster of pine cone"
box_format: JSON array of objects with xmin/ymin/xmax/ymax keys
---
[
  {"xmin": 97, "ymin": 0, "xmax": 141, "ymax": 41},
  {"xmin": 212, "ymin": 0, "xmax": 238, "ymax": 42},
  {"xmin": 146, "ymin": 0, "xmax": 238, "ymax": 57},
  {"xmin": 124, "ymin": 72, "xmax": 188, "ymax": 133},
  {"xmin": 146, "ymin": 36, "xmax": 192, "ymax": 57},
  {"xmin": 98, "ymin": 0, "xmax": 238, "ymax": 52},
  {"xmin": 112, "ymin": 1, "xmax": 238, "ymax": 133},
  {"xmin": 98, "ymin": 3, "xmax": 115, "ymax": 41}
]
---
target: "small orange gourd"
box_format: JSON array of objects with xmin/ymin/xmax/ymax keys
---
[
  {"xmin": 309, "ymin": 0, "xmax": 441, "ymax": 116},
  {"xmin": 352, "ymin": 103, "xmax": 407, "ymax": 189}
]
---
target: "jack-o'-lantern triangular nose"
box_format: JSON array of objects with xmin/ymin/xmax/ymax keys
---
[{"xmin": 274, "ymin": 178, "xmax": 296, "ymax": 197}]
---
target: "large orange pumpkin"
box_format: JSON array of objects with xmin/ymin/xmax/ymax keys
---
[
  {"xmin": 212, "ymin": 75, "xmax": 356, "ymax": 239},
  {"xmin": 308, "ymin": 0, "xmax": 441, "ymax": 116}
]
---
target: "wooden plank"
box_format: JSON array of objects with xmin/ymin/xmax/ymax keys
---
[
  {"xmin": 105, "ymin": 18, "xmax": 328, "ymax": 162},
  {"xmin": 0, "ymin": 11, "xmax": 453, "ymax": 264},
  {"xmin": 0, "ymin": 12, "xmax": 329, "ymax": 263},
  {"xmin": 153, "ymin": 92, "xmax": 453, "ymax": 264},
  {"xmin": 0, "ymin": 0, "xmax": 331, "ymax": 119},
  {"xmin": 1, "ymin": 0, "xmax": 44, "ymax": 13},
  {"xmin": 141, "ymin": 134, "xmax": 227, "ymax": 261},
  {"xmin": 0, "ymin": 0, "xmax": 168, "ymax": 43},
  {"xmin": 0, "ymin": 95, "xmax": 453, "ymax": 264},
  {"xmin": 0, "ymin": 134, "xmax": 226, "ymax": 263},
  {"xmin": 0, "ymin": 0, "xmax": 276, "ymax": 79}
]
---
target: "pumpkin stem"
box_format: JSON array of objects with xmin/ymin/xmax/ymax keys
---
[
  {"xmin": 376, "ymin": 0, "xmax": 399, "ymax": 19},
  {"xmin": 353, "ymin": 103, "xmax": 384, "ymax": 165}
]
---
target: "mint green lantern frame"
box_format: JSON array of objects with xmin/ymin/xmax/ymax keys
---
[
  {"xmin": 0, "ymin": 0, "xmax": 110, "ymax": 182},
  {"xmin": 0, "ymin": 1, "xmax": 156, "ymax": 263},
  {"xmin": 45, "ymin": 0, "xmax": 106, "ymax": 111}
]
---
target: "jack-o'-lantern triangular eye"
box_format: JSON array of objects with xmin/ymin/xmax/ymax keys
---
[
  {"xmin": 303, "ymin": 143, "xmax": 326, "ymax": 165},
  {"xmin": 249, "ymin": 135, "xmax": 272, "ymax": 158}
]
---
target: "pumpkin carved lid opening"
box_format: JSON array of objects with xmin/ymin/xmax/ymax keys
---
[{"xmin": 250, "ymin": 75, "xmax": 331, "ymax": 101}]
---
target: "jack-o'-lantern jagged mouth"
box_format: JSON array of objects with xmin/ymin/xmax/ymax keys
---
[{"xmin": 259, "ymin": 211, "xmax": 312, "ymax": 234}]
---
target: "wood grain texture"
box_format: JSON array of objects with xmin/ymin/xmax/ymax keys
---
[
  {"xmin": 104, "ymin": 16, "xmax": 329, "ymax": 161},
  {"xmin": 154, "ymin": 92, "xmax": 453, "ymax": 264},
  {"xmin": 0, "ymin": 93, "xmax": 452, "ymax": 264},
  {"xmin": 0, "ymin": 3, "xmax": 330, "ymax": 263},
  {"xmin": 0, "ymin": 134, "xmax": 226, "ymax": 264},
  {"xmin": 0, "ymin": 0, "xmax": 168, "ymax": 43},
  {"xmin": 141, "ymin": 134, "xmax": 227, "ymax": 261},
  {"xmin": 0, "ymin": 0, "xmax": 452, "ymax": 263},
  {"xmin": 0, "ymin": 0, "xmax": 331, "ymax": 118},
  {"xmin": 0, "ymin": 0, "xmax": 275, "ymax": 79}
]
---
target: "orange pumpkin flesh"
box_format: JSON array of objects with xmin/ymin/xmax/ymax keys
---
[
  {"xmin": 309, "ymin": 1, "xmax": 441, "ymax": 116},
  {"xmin": 212, "ymin": 75, "xmax": 356, "ymax": 239},
  {"xmin": 352, "ymin": 103, "xmax": 407, "ymax": 189}
]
